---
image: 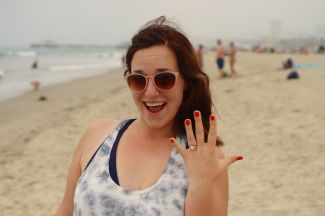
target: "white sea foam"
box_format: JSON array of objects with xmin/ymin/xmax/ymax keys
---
[
  {"xmin": 49, "ymin": 63, "xmax": 117, "ymax": 71},
  {"xmin": 15, "ymin": 51, "xmax": 37, "ymax": 57},
  {"xmin": 0, "ymin": 47, "xmax": 125, "ymax": 101}
]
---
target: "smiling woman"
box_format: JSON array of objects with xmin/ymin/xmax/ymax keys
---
[
  {"xmin": 56, "ymin": 16, "xmax": 242, "ymax": 216},
  {"xmin": 125, "ymin": 45, "xmax": 185, "ymax": 131}
]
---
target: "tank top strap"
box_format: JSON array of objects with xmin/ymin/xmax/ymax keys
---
[
  {"xmin": 109, "ymin": 119, "xmax": 135, "ymax": 185},
  {"xmin": 101, "ymin": 119, "xmax": 135, "ymax": 149},
  {"xmin": 83, "ymin": 119, "xmax": 135, "ymax": 173}
]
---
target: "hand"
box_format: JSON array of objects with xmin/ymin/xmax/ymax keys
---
[{"xmin": 169, "ymin": 110, "xmax": 243, "ymax": 186}]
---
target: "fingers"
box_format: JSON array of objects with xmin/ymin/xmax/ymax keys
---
[
  {"xmin": 168, "ymin": 138, "xmax": 186, "ymax": 157},
  {"xmin": 222, "ymin": 155, "xmax": 244, "ymax": 168},
  {"xmin": 184, "ymin": 119, "xmax": 196, "ymax": 147},
  {"xmin": 207, "ymin": 114, "xmax": 217, "ymax": 146},
  {"xmin": 193, "ymin": 111, "xmax": 204, "ymax": 145}
]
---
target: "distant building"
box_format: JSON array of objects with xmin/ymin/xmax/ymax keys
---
[{"xmin": 30, "ymin": 40, "xmax": 58, "ymax": 48}]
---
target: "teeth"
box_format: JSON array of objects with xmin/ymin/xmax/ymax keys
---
[{"xmin": 145, "ymin": 102, "xmax": 164, "ymax": 107}]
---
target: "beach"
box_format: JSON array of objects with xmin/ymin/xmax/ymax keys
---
[{"xmin": 0, "ymin": 52, "xmax": 324, "ymax": 215}]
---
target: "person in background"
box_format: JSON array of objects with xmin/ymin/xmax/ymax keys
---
[
  {"xmin": 229, "ymin": 42, "xmax": 238, "ymax": 77},
  {"xmin": 318, "ymin": 38, "xmax": 324, "ymax": 54},
  {"xmin": 31, "ymin": 60, "xmax": 38, "ymax": 69},
  {"xmin": 0, "ymin": 70, "xmax": 4, "ymax": 82},
  {"xmin": 216, "ymin": 39, "xmax": 226, "ymax": 77},
  {"xmin": 282, "ymin": 57, "xmax": 294, "ymax": 69},
  {"xmin": 196, "ymin": 44, "xmax": 204, "ymax": 70},
  {"xmin": 56, "ymin": 16, "xmax": 242, "ymax": 216}
]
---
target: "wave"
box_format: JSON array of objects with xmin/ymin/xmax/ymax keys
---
[
  {"xmin": 3, "ymin": 51, "xmax": 37, "ymax": 57},
  {"xmin": 49, "ymin": 62, "xmax": 120, "ymax": 71}
]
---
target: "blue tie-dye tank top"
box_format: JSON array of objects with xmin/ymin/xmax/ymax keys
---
[{"xmin": 73, "ymin": 119, "xmax": 189, "ymax": 216}]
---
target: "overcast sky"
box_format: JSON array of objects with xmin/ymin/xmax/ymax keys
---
[{"xmin": 1, "ymin": 0, "xmax": 325, "ymax": 47}]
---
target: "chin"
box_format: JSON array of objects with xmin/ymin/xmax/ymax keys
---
[
  {"xmin": 135, "ymin": 99, "xmax": 179, "ymax": 131},
  {"xmin": 141, "ymin": 110, "xmax": 175, "ymax": 131},
  {"xmin": 142, "ymin": 115, "xmax": 169, "ymax": 129}
]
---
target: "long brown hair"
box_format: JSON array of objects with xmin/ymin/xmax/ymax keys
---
[{"xmin": 125, "ymin": 16, "xmax": 223, "ymax": 146}]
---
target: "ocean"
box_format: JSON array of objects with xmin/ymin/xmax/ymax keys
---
[{"xmin": 0, "ymin": 45, "xmax": 124, "ymax": 101}]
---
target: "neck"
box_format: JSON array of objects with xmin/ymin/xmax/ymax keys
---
[{"xmin": 133, "ymin": 119, "xmax": 175, "ymax": 139}]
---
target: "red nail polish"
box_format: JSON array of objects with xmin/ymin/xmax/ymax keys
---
[
  {"xmin": 185, "ymin": 119, "xmax": 190, "ymax": 126},
  {"xmin": 237, "ymin": 156, "xmax": 243, "ymax": 160},
  {"xmin": 210, "ymin": 115, "xmax": 215, "ymax": 121},
  {"xmin": 194, "ymin": 111, "xmax": 200, "ymax": 118},
  {"xmin": 169, "ymin": 138, "xmax": 174, "ymax": 143}
]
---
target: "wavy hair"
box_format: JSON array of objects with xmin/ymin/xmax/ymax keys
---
[{"xmin": 124, "ymin": 16, "xmax": 223, "ymax": 146}]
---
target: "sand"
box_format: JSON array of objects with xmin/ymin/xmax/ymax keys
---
[{"xmin": 0, "ymin": 52, "xmax": 324, "ymax": 216}]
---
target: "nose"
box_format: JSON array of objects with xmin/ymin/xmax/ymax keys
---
[{"xmin": 144, "ymin": 78, "xmax": 159, "ymax": 97}]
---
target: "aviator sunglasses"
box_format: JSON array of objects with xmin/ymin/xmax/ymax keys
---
[{"xmin": 125, "ymin": 71, "xmax": 179, "ymax": 93}]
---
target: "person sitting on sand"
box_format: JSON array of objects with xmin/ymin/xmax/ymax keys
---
[
  {"xmin": 56, "ymin": 16, "xmax": 243, "ymax": 216},
  {"xmin": 283, "ymin": 57, "xmax": 294, "ymax": 69}
]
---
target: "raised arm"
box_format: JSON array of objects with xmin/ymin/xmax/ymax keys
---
[{"xmin": 169, "ymin": 111, "xmax": 242, "ymax": 216}]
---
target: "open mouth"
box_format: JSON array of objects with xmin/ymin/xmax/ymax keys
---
[{"xmin": 144, "ymin": 102, "xmax": 166, "ymax": 113}]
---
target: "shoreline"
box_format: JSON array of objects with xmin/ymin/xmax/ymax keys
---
[{"xmin": 0, "ymin": 67, "xmax": 124, "ymax": 122}]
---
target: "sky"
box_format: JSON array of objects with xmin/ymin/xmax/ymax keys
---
[{"xmin": 1, "ymin": 0, "xmax": 325, "ymax": 47}]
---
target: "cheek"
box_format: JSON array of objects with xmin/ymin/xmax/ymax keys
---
[
  {"xmin": 175, "ymin": 80, "xmax": 185, "ymax": 102},
  {"xmin": 131, "ymin": 92, "xmax": 141, "ymax": 106},
  {"xmin": 170, "ymin": 86, "xmax": 184, "ymax": 108}
]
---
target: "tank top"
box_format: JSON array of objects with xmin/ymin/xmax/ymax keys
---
[{"xmin": 73, "ymin": 119, "xmax": 189, "ymax": 216}]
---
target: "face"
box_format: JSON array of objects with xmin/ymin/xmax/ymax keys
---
[{"xmin": 130, "ymin": 45, "xmax": 185, "ymax": 130}]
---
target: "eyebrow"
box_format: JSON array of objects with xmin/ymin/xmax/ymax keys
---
[{"xmin": 131, "ymin": 68, "xmax": 171, "ymax": 74}]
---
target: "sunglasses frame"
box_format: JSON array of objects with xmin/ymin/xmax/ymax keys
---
[{"xmin": 125, "ymin": 71, "xmax": 179, "ymax": 93}]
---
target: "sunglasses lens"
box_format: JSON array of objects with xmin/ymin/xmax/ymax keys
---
[
  {"xmin": 155, "ymin": 73, "xmax": 176, "ymax": 90},
  {"xmin": 127, "ymin": 74, "xmax": 146, "ymax": 92}
]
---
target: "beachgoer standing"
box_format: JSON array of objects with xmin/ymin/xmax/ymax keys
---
[
  {"xmin": 196, "ymin": 44, "xmax": 204, "ymax": 70},
  {"xmin": 0, "ymin": 70, "xmax": 4, "ymax": 82},
  {"xmin": 216, "ymin": 39, "xmax": 226, "ymax": 77},
  {"xmin": 229, "ymin": 42, "xmax": 238, "ymax": 77}
]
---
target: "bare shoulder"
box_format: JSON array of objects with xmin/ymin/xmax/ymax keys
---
[
  {"xmin": 79, "ymin": 118, "xmax": 120, "ymax": 170},
  {"xmin": 87, "ymin": 118, "xmax": 120, "ymax": 133}
]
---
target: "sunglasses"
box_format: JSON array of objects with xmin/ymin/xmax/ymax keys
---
[{"xmin": 125, "ymin": 71, "xmax": 179, "ymax": 93}]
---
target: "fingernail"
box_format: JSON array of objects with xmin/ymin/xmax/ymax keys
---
[
  {"xmin": 168, "ymin": 138, "xmax": 174, "ymax": 143},
  {"xmin": 194, "ymin": 111, "xmax": 200, "ymax": 118},
  {"xmin": 210, "ymin": 115, "xmax": 215, "ymax": 121},
  {"xmin": 237, "ymin": 156, "xmax": 244, "ymax": 160},
  {"xmin": 185, "ymin": 119, "xmax": 191, "ymax": 126}
]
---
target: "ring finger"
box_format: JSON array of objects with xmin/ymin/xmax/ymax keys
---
[{"xmin": 184, "ymin": 119, "xmax": 197, "ymax": 149}]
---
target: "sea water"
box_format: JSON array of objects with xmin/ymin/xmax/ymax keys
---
[{"xmin": 0, "ymin": 46, "xmax": 124, "ymax": 101}]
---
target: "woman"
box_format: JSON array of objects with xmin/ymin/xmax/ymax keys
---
[{"xmin": 56, "ymin": 16, "xmax": 242, "ymax": 216}]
